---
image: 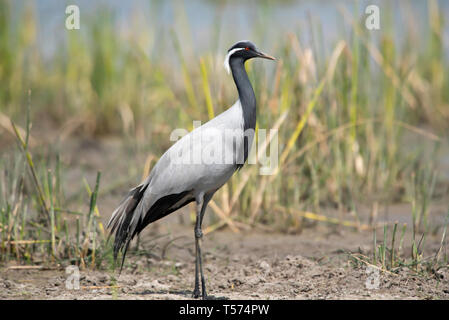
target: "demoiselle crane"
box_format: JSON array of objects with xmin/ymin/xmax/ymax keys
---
[{"xmin": 107, "ymin": 40, "xmax": 275, "ymax": 299}]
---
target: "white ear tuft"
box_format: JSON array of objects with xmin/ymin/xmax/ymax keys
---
[{"xmin": 223, "ymin": 48, "xmax": 244, "ymax": 75}]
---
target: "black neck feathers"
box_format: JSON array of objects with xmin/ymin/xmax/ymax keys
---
[
  {"xmin": 230, "ymin": 57, "xmax": 256, "ymax": 133},
  {"xmin": 229, "ymin": 57, "xmax": 256, "ymax": 168}
]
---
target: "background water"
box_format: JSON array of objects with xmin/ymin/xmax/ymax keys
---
[{"xmin": 12, "ymin": 0, "xmax": 449, "ymax": 61}]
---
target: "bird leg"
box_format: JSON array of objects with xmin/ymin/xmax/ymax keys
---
[
  {"xmin": 192, "ymin": 192, "xmax": 213, "ymax": 299},
  {"xmin": 194, "ymin": 226, "xmax": 207, "ymax": 299},
  {"xmin": 193, "ymin": 195, "xmax": 205, "ymax": 299}
]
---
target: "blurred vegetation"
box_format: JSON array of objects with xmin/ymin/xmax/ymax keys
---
[{"xmin": 0, "ymin": 0, "xmax": 448, "ymax": 270}]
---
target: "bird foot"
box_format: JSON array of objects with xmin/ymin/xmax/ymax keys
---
[
  {"xmin": 192, "ymin": 289, "xmax": 208, "ymax": 299},
  {"xmin": 192, "ymin": 289, "xmax": 201, "ymax": 298}
]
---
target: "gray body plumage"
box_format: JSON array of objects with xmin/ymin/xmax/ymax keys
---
[{"xmin": 108, "ymin": 100, "xmax": 248, "ymax": 253}]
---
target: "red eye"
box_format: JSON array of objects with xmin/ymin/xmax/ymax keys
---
[{"xmin": 245, "ymin": 47, "xmax": 249, "ymax": 51}]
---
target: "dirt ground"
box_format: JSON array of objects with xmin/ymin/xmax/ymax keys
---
[
  {"xmin": 1, "ymin": 136, "xmax": 448, "ymax": 300},
  {"xmin": 1, "ymin": 224, "xmax": 448, "ymax": 300}
]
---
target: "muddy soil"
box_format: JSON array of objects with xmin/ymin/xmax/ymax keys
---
[
  {"xmin": 1, "ymin": 225, "xmax": 448, "ymax": 300},
  {"xmin": 1, "ymin": 136, "xmax": 448, "ymax": 300}
]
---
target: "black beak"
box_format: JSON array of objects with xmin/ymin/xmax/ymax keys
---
[{"xmin": 256, "ymin": 50, "xmax": 276, "ymax": 60}]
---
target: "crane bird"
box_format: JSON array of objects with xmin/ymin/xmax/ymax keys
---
[{"xmin": 107, "ymin": 40, "xmax": 275, "ymax": 299}]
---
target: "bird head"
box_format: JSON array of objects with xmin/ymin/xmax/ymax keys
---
[{"xmin": 224, "ymin": 40, "xmax": 275, "ymax": 74}]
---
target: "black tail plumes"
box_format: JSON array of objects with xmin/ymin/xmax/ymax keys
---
[
  {"xmin": 107, "ymin": 183, "xmax": 196, "ymax": 273},
  {"xmin": 107, "ymin": 184, "xmax": 147, "ymax": 272}
]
